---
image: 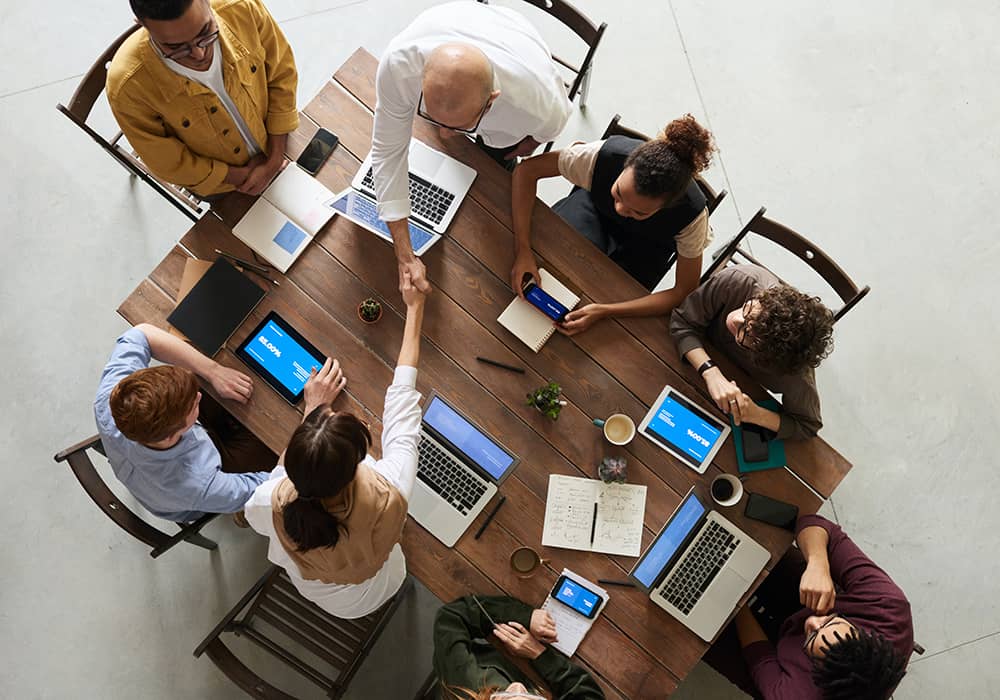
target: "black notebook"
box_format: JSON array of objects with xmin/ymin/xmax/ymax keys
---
[{"xmin": 166, "ymin": 258, "xmax": 266, "ymax": 357}]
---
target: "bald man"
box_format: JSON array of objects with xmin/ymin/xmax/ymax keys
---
[{"xmin": 373, "ymin": 1, "xmax": 572, "ymax": 292}]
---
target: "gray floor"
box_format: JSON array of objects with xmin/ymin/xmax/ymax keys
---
[{"xmin": 1, "ymin": 0, "xmax": 996, "ymax": 697}]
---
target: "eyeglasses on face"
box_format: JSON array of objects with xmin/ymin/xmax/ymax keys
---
[
  {"xmin": 158, "ymin": 24, "xmax": 220, "ymax": 61},
  {"xmin": 803, "ymin": 613, "xmax": 849, "ymax": 653},
  {"xmin": 416, "ymin": 90, "xmax": 491, "ymax": 134},
  {"xmin": 735, "ymin": 298, "xmax": 757, "ymax": 349}
]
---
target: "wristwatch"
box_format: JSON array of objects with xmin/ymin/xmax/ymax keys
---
[{"xmin": 697, "ymin": 359, "xmax": 717, "ymax": 376}]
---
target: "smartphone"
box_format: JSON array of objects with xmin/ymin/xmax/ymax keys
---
[
  {"xmin": 551, "ymin": 575, "xmax": 602, "ymax": 619},
  {"xmin": 522, "ymin": 281, "xmax": 570, "ymax": 322},
  {"xmin": 741, "ymin": 424, "xmax": 772, "ymax": 463},
  {"xmin": 296, "ymin": 128, "xmax": 339, "ymax": 176},
  {"xmin": 744, "ymin": 492, "xmax": 799, "ymax": 531}
]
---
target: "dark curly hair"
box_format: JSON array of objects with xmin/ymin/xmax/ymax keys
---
[
  {"xmin": 745, "ymin": 285, "xmax": 834, "ymax": 374},
  {"xmin": 813, "ymin": 627, "xmax": 908, "ymax": 700},
  {"xmin": 130, "ymin": 0, "xmax": 195, "ymax": 21},
  {"xmin": 624, "ymin": 113, "xmax": 716, "ymax": 204}
]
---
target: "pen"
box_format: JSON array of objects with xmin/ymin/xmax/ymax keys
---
[
  {"xmin": 474, "ymin": 495, "xmax": 506, "ymax": 539},
  {"xmin": 236, "ymin": 265, "xmax": 280, "ymax": 287},
  {"xmin": 589, "ymin": 502, "xmax": 598, "ymax": 546},
  {"xmin": 214, "ymin": 249, "xmax": 274, "ymax": 275},
  {"xmin": 597, "ymin": 579, "xmax": 636, "ymax": 588},
  {"xmin": 476, "ymin": 356, "xmax": 525, "ymax": 374}
]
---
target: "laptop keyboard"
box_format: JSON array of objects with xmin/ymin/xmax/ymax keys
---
[
  {"xmin": 417, "ymin": 436, "xmax": 488, "ymax": 515},
  {"xmin": 361, "ymin": 168, "xmax": 455, "ymax": 225},
  {"xmin": 659, "ymin": 520, "xmax": 740, "ymax": 615}
]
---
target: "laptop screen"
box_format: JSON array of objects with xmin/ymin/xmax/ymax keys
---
[
  {"xmin": 632, "ymin": 492, "xmax": 707, "ymax": 589},
  {"xmin": 642, "ymin": 391, "xmax": 726, "ymax": 468},
  {"xmin": 423, "ymin": 396, "xmax": 517, "ymax": 481}
]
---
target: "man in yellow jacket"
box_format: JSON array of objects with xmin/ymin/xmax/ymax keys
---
[{"xmin": 108, "ymin": 0, "xmax": 298, "ymax": 197}]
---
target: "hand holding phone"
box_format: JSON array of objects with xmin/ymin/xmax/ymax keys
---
[
  {"xmin": 551, "ymin": 575, "xmax": 602, "ymax": 619},
  {"xmin": 522, "ymin": 279, "xmax": 570, "ymax": 322}
]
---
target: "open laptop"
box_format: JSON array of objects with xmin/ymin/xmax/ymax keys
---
[
  {"xmin": 408, "ymin": 392, "xmax": 519, "ymax": 547},
  {"xmin": 351, "ymin": 139, "xmax": 476, "ymax": 234},
  {"xmin": 629, "ymin": 487, "xmax": 770, "ymax": 641}
]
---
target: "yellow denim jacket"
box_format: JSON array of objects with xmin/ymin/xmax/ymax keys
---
[{"xmin": 107, "ymin": 0, "xmax": 298, "ymax": 195}]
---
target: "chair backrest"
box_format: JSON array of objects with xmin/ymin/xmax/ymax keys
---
[
  {"xmin": 600, "ymin": 113, "xmax": 729, "ymax": 215},
  {"xmin": 60, "ymin": 24, "xmax": 140, "ymax": 124},
  {"xmin": 54, "ymin": 434, "xmax": 217, "ymax": 558},
  {"xmin": 194, "ymin": 567, "xmax": 410, "ymax": 699},
  {"xmin": 701, "ymin": 206, "xmax": 871, "ymax": 323}
]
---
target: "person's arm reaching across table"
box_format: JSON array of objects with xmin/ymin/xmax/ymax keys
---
[{"xmin": 509, "ymin": 151, "xmax": 561, "ymax": 295}]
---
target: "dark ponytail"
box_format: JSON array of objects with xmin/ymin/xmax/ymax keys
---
[
  {"xmin": 624, "ymin": 113, "xmax": 716, "ymax": 203},
  {"xmin": 281, "ymin": 407, "xmax": 372, "ymax": 552}
]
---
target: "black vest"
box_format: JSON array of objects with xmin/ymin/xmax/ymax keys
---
[{"xmin": 590, "ymin": 136, "xmax": 706, "ymax": 287}]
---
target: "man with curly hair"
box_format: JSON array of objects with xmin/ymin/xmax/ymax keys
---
[{"xmin": 669, "ymin": 264, "xmax": 835, "ymax": 439}]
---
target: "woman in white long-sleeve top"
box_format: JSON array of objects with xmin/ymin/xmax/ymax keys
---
[{"xmin": 245, "ymin": 273, "xmax": 426, "ymax": 618}]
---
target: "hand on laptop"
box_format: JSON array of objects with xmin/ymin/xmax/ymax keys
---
[
  {"xmin": 493, "ymin": 620, "xmax": 546, "ymax": 659},
  {"xmin": 530, "ymin": 609, "xmax": 558, "ymax": 643},
  {"xmin": 303, "ymin": 358, "xmax": 347, "ymax": 414},
  {"xmin": 209, "ymin": 364, "xmax": 254, "ymax": 403}
]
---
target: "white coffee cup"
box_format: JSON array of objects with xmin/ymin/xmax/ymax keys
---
[
  {"xmin": 710, "ymin": 473, "xmax": 744, "ymax": 507},
  {"xmin": 593, "ymin": 413, "xmax": 636, "ymax": 445}
]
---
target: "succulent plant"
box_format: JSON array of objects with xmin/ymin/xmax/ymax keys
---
[
  {"xmin": 526, "ymin": 381, "xmax": 566, "ymax": 420},
  {"xmin": 358, "ymin": 297, "xmax": 382, "ymax": 323},
  {"xmin": 598, "ymin": 456, "xmax": 628, "ymax": 484}
]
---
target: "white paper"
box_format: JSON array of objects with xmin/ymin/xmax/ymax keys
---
[
  {"xmin": 541, "ymin": 569, "xmax": 608, "ymax": 657},
  {"xmin": 263, "ymin": 166, "xmax": 334, "ymax": 236},
  {"xmin": 497, "ymin": 269, "xmax": 580, "ymax": 352},
  {"xmin": 542, "ymin": 475, "xmax": 646, "ymax": 557},
  {"xmin": 232, "ymin": 198, "xmax": 304, "ymax": 273}
]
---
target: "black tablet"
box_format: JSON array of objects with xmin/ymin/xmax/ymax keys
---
[{"xmin": 235, "ymin": 311, "xmax": 326, "ymax": 405}]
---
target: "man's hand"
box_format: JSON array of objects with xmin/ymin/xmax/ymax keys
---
[
  {"xmin": 558, "ymin": 304, "xmax": 607, "ymax": 336},
  {"xmin": 400, "ymin": 269, "xmax": 427, "ymax": 309},
  {"xmin": 510, "ymin": 251, "xmax": 540, "ymax": 298},
  {"xmin": 504, "ymin": 136, "xmax": 542, "ymax": 160},
  {"xmin": 238, "ymin": 156, "xmax": 286, "ymax": 196},
  {"xmin": 208, "ymin": 364, "xmax": 254, "ymax": 403},
  {"xmin": 529, "ymin": 609, "xmax": 558, "ymax": 644},
  {"xmin": 398, "ymin": 257, "xmax": 431, "ymax": 294},
  {"xmin": 493, "ymin": 621, "xmax": 546, "ymax": 659},
  {"xmin": 302, "ymin": 358, "xmax": 347, "ymax": 414},
  {"xmin": 704, "ymin": 368, "xmax": 743, "ymax": 417},
  {"xmin": 800, "ymin": 559, "xmax": 836, "ymax": 614}
]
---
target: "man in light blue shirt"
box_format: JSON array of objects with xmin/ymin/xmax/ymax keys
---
[{"xmin": 94, "ymin": 323, "xmax": 273, "ymax": 522}]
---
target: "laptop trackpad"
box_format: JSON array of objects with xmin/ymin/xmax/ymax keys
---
[{"xmin": 707, "ymin": 569, "xmax": 750, "ymax": 609}]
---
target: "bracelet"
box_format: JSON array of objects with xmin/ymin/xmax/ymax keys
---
[{"xmin": 697, "ymin": 360, "xmax": 717, "ymax": 376}]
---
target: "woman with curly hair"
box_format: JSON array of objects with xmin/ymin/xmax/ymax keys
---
[
  {"xmin": 669, "ymin": 264, "xmax": 835, "ymax": 439},
  {"xmin": 510, "ymin": 114, "xmax": 717, "ymax": 335}
]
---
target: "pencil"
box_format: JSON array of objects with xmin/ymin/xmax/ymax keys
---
[
  {"xmin": 597, "ymin": 579, "xmax": 636, "ymax": 588},
  {"xmin": 474, "ymin": 495, "xmax": 506, "ymax": 539},
  {"xmin": 475, "ymin": 356, "xmax": 525, "ymax": 374},
  {"xmin": 589, "ymin": 502, "xmax": 598, "ymax": 546}
]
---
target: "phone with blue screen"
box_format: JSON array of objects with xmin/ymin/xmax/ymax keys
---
[
  {"xmin": 551, "ymin": 576, "xmax": 602, "ymax": 619},
  {"xmin": 522, "ymin": 281, "xmax": 569, "ymax": 322}
]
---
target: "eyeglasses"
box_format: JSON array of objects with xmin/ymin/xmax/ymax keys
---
[
  {"xmin": 803, "ymin": 613, "xmax": 848, "ymax": 653},
  {"xmin": 735, "ymin": 299, "xmax": 757, "ymax": 349},
  {"xmin": 156, "ymin": 25, "xmax": 220, "ymax": 61},
  {"xmin": 416, "ymin": 90, "xmax": 491, "ymax": 134},
  {"xmin": 489, "ymin": 693, "xmax": 547, "ymax": 700}
]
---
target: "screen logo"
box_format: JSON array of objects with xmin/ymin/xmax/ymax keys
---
[{"xmin": 258, "ymin": 335, "xmax": 281, "ymax": 357}]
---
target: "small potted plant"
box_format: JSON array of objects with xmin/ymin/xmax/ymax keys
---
[
  {"xmin": 526, "ymin": 381, "xmax": 567, "ymax": 421},
  {"xmin": 598, "ymin": 456, "xmax": 628, "ymax": 484},
  {"xmin": 357, "ymin": 297, "xmax": 383, "ymax": 324}
]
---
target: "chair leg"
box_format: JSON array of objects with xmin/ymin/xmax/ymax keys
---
[
  {"xmin": 183, "ymin": 532, "xmax": 219, "ymax": 550},
  {"xmin": 579, "ymin": 65, "xmax": 593, "ymax": 110}
]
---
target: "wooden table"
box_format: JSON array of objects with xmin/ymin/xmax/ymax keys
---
[{"xmin": 118, "ymin": 48, "xmax": 852, "ymax": 699}]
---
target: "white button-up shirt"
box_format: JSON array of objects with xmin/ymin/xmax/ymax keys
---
[{"xmin": 372, "ymin": 1, "xmax": 572, "ymax": 222}]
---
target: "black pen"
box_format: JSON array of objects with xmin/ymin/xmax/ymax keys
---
[
  {"xmin": 214, "ymin": 249, "xmax": 273, "ymax": 275},
  {"xmin": 598, "ymin": 579, "xmax": 636, "ymax": 588},
  {"xmin": 589, "ymin": 502, "xmax": 598, "ymax": 546},
  {"xmin": 474, "ymin": 495, "xmax": 506, "ymax": 539},
  {"xmin": 476, "ymin": 356, "xmax": 525, "ymax": 374}
]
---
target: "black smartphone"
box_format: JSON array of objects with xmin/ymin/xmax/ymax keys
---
[
  {"xmin": 744, "ymin": 492, "xmax": 799, "ymax": 531},
  {"xmin": 551, "ymin": 575, "xmax": 602, "ymax": 619},
  {"xmin": 522, "ymin": 280, "xmax": 570, "ymax": 322},
  {"xmin": 741, "ymin": 424, "xmax": 772, "ymax": 463},
  {"xmin": 296, "ymin": 128, "xmax": 339, "ymax": 176}
]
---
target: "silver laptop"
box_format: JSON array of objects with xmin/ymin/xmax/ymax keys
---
[
  {"xmin": 629, "ymin": 487, "xmax": 770, "ymax": 641},
  {"xmin": 351, "ymin": 139, "xmax": 476, "ymax": 234},
  {"xmin": 409, "ymin": 392, "xmax": 519, "ymax": 547},
  {"xmin": 327, "ymin": 189, "xmax": 442, "ymax": 256}
]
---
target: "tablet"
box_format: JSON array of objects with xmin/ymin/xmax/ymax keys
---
[
  {"xmin": 638, "ymin": 385, "xmax": 730, "ymax": 474},
  {"xmin": 235, "ymin": 311, "xmax": 326, "ymax": 405}
]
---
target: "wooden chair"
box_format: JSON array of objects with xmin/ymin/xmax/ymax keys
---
[
  {"xmin": 601, "ymin": 113, "xmax": 728, "ymax": 215},
  {"xmin": 56, "ymin": 25, "xmax": 206, "ymax": 222},
  {"xmin": 53, "ymin": 435, "xmax": 219, "ymax": 558},
  {"xmin": 701, "ymin": 207, "xmax": 871, "ymax": 323},
  {"xmin": 194, "ymin": 566, "xmax": 411, "ymax": 699}
]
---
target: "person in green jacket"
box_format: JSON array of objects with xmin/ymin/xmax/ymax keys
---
[{"xmin": 433, "ymin": 595, "xmax": 605, "ymax": 699}]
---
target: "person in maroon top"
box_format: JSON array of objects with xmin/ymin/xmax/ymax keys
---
[{"xmin": 705, "ymin": 514, "xmax": 912, "ymax": 699}]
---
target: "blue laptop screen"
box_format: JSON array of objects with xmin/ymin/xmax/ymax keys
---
[
  {"xmin": 423, "ymin": 396, "xmax": 516, "ymax": 481},
  {"xmin": 241, "ymin": 318, "xmax": 323, "ymax": 396},
  {"xmin": 644, "ymin": 391, "xmax": 725, "ymax": 467},
  {"xmin": 632, "ymin": 493, "xmax": 707, "ymax": 588},
  {"xmin": 327, "ymin": 191, "xmax": 436, "ymax": 252}
]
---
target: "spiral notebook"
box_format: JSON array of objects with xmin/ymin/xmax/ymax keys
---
[{"xmin": 497, "ymin": 269, "xmax": 579, "ymax": 352}]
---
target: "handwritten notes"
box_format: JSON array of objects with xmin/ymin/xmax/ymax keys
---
[{"xmin": 542, "ymin": 475, "xmax": 646, "ymax": 557}]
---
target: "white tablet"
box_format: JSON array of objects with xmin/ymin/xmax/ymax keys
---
[{"xmin": 638, "ymin": 385, "xmax": 730, "ymax": 474}]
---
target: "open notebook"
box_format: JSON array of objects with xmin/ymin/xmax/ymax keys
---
[
  {"xmin": 497, "ymin": 268, "xmax": 580, "ymax": 352},
  {"xmin": 542, "ymin": 474, "xmax": 647, "ymax": 557},
  {"xmin": 540, "ymin": 569, "xmax": 608, "ymax": 657},
  {"xmin": 232, "ymin": 166, "xmax": 335, "ymax": 273}
]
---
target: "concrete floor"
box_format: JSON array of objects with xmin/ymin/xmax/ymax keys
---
[{"xmin": 1, "ymin": 0, "xmax": 996, "ymax": 697}]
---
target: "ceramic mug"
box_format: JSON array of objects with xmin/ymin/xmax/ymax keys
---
[
  {"xmin": 510, "ymin": 546, "xmax": 547, "ymax": 578},
  {"xmin": 593, "ymin": 413, "xmax": 636, "ymax": 446},
  {"xmin": 710, "ymin": 473, "xmax": 744, "ymax": 507}
]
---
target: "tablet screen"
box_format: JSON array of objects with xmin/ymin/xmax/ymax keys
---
[
  {"xmin": 643, "ymin": 391, "xmax": 725, "ymax": 469},
  {"xmin": 236, "ymin": 312, "xmax": 325, "ymax": 404}
]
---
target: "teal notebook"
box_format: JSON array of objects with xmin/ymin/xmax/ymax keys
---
[{"xmin": 730, "ymin": 399, "xmax": 786, "ymax": 473}]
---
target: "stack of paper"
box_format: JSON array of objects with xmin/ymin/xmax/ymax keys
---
[{"xmin": 541, "ymin": 569, "xmax": 608, "ymax": 657}]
